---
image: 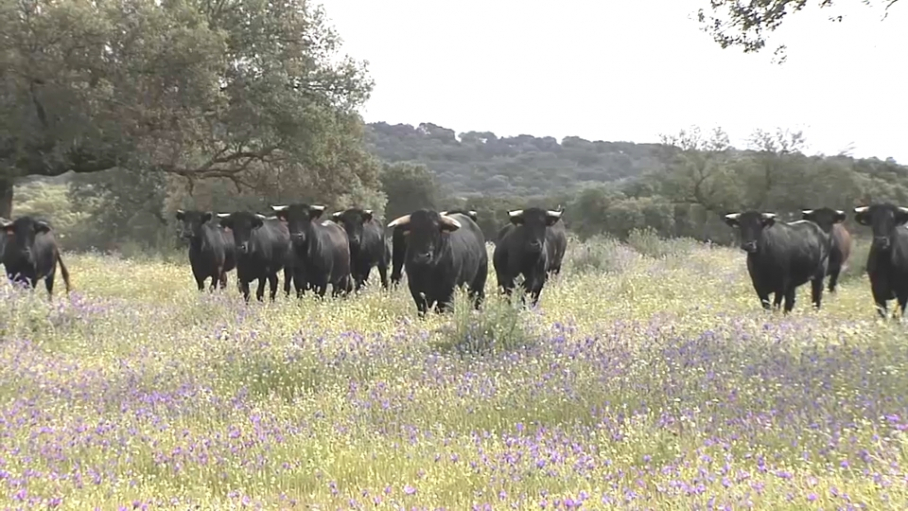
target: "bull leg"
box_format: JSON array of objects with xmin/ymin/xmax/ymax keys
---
[
  {"xmin": 772, "ymin": 290, "xmax": 784, "ymax": 311},
  {"xmin": 195, "ymin": 276, "xmax": 206, "ymax": 292},
  {"xmin": 359, "ymin": 267, "xmax": 373, "ymax": 291},
  {"xmin": 239, "ymin": 280, "xmax": 251, "ymax": 302},
  {"xmin": 436, "ymin": 292, "xmax": 455, "ymax": 314},
  {"xmin": 44, "ymin": 273, "xmax": 55, "ymax": 299},
  {"xmin": 255, "ymin": 277, "xmax": 266, "ymax": 302},
  {"xmin": 411, "ymin": 289, "xmax": 429, "ymax": 318},
  {"xmin": 497, "ymin": 272, "xmax": 516, "ymax": 302},
  {"xmin": 871, "ymin": 282, "xmax": 890, "ymax": 319},
  {"xmin": 897, "ymin": 292, "xmax": 908, "ymax": 321},
  {"xmin": 219, "ymin": 270, "xmax": 228, "ymax": 290},
  {"xmin": 827, "ymin": 265, "xmax": 841, "ymax": 293},
  {"xmin": 471, "ymin": 262, "xmax": 489, "ymax": 311},
  {"xmin": 283, "ymin": 267, "xmax": 292, "ymax": 297},
  {"xmin": 292, "ymin": 269, "xmax": 307, "ymax": 299},
  {"xmin": 810, "ymin": 274, "xmax": 824, "ymax": 310},
  {"xmin": 782, "ymin": 286, "xmax": 797, "ymax": 314},
  {"xmin": 268, "ymin": 273, "xmax": 279, "ymax": 301},
  {"xmin": 377, "ymin": 260, "xmax": 389, "ymax": 289}
]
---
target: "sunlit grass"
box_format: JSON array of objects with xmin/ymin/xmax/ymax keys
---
[{"xmin": 0, "ymin": 232, "xmax": 905, "ymax": 510}]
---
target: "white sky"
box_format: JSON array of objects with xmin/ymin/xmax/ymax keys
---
[{"xmin": 317, "ymin": 0, "xmax": 907, "ymax": 163}]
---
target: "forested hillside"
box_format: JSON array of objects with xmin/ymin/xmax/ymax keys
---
[{"xmin": 365, "ymin": 122, "xmax": 669, "ymax": 197}]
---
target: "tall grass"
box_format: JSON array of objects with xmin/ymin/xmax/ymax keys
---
[{"xmin": 0, "ymin": 235, "xmax": 903, "ymax": 509}]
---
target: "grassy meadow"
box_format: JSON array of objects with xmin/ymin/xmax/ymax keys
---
[{"xmin": 1, "ymin": 232, "xmax": 906, "ymax": 510}]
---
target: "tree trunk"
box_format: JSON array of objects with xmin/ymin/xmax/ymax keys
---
[{"xmin": 0, "ymin": 177, "xmax": 12, "ymax": 218}]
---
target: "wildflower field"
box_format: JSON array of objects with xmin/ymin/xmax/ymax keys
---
[{"xmin": 1, "ymin": 233, "xmax": 906, "ymax": 510}]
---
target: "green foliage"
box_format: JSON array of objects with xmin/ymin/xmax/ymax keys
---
[
  {"xmin": 697, "ymin": 0, "xmax": 900, "ymax": 61},
  {"xmin": 0, "ymin": 0, "xmax": 378, "ymax": 217},
  {"xmin": 432, "ymin": 291, "xmax": 539, "ymax": 357},
  {"xmin": 380, "ymin": 162, "xmax": 440, "ymax": 222}
]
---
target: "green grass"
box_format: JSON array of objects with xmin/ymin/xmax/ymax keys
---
[{"xmin": 0, "ymin": 233, "xmax": 904, "ymax": 510}]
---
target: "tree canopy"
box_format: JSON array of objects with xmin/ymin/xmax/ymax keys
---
[
  {"xmin": 0, "ymin": 0, "xmax": 378, "ymax": 217},
  {"xmin": 698, "ymin": 0, "xmax": 902, "ymax": 60}
]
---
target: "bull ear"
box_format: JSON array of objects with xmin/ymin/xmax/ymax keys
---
[
  {"xmin": 201, "ymin": 212, "xmax": 212, "ymax": 223},
  {"xmin": 1, "ymin": 217, "xmax": 12, "ymax": 235},
  {"xmin": 253, "ymin": 214, "xmax": 266, "ymax": 228},
  {"xmin": 853, "ymin": 206, "xmax": 870, "ymax": 226},
  {"xmin": 508, "ymin": 209, "xmax": 524, "ymax": 225},
  {"xmin": 362, "ymin": 209, "xmax": 373, "ymax": 222},
  {"xmin": 34, "ymin": 220, "xmax": 50, "ymax": 233},
  {"xmin": 309, "ymin": 205, "xmax": 325, "ymax": 219},
  {"xmin": 176, "ymin": 209, "xmax": 185, "ymax": 220},
  {"xmin": 723, "ymin": 213, "xmax": 740, "ymax": 227},
  {"xmin": 800, "ymin": 209, "xmax": 814, "ymax": 220},
  {"xmin": 834, "ymin": 210, "xmax": 846, "ymax": 223},
  {"xmin": 761, "ymin": 213, "xmax": 776, "ymax": 226}
]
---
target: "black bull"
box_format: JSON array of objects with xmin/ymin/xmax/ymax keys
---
[
  {"xmin": 390, "ymin": 209, "xmax": 478, "ymax": 286},
  {"xmin": 854, "ymin": 203, "xmax": 908, "ymax": 319},
  {"xmin": 217, "ymin": 211, "xmax": 292, "ymax": 302},
  {"xmin": 271, "ymin": 204, "xmax": 353, "ymax": 298},
  {"xmin": 1, "ymin": 216, "xmax": 72, "ymax": 297},
  {"xmin": 493, "ymin": 207, "xmax": 566, "ymax": 305},
  {"xmin": 331, "ymin": 208, "xmax": 390, "ymax": 290},
  {"xmin": 176, "ymin": 209, "xmax": 236, "ymax": 292},
  {"xmin": 724, "ymin": 211, "xmax": 830, "ymax": 313},
  {"xmin": 387, "ymin": 210, "xmax": 487, "ymax": 316}
]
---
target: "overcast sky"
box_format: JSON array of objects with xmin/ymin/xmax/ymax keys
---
[{"xmin": 317, "ymin": 0, "xmax": 907, "ymax": 162}]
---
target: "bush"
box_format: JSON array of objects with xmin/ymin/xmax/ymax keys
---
[
  {"xmin": 563, "ymin": 234, "xmax": 641, "ymax": 275},
  {"xmin": 431, "ymin": 291, "xmax": 540, "ymax": 357},
  {"xmin": 626, "ymin": 227, "xmax": 697, "ymax": 259}
]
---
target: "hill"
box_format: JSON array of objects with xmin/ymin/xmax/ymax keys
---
[{"xmin": 365, "ymin": 121, "xmax": 671, "ymax": 197}]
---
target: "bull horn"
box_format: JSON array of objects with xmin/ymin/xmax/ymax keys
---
[
  {"xmin": 311, "ymin": 205, "xmax": 326, "ymax": 212},
  {"xmin": 387, "ymin": 214, "xmax": 411, "ymax": 229},
  {"xmin": 469, "ymin": 210, "xmax": 477, "ymax": 217},
  {"xmin": 724, "ymin": 213, "xmax": 740, "ymax": 221},
  {"xmin": 216, "ymin": 213, "xmax": 231, "ymax": 218},
  {"xmin": 546, "ymin": 209, "xmax": 563, "ymax": 218},
  {"xmin": 176, "ymin": 209, "xmax": 185, "ymax": 215},
  {"xmin": 854, "ymin": 206, "xmax": 869, "ymax": 214},
  {"xmin": 836, "ymin": 210, "xmax": 845, "ymax": 216},
  {"xmin": 439, "ymin": 210, "xmax": 448, "ymax": 216},
  {"xmin": 332, "ymin": 211, "xmax": 342, "ymax": 219},
  {"xmin": 508, "ymin": 209, "xmax": 524, "ymax": 218},
  {"xmin": 0, "ymin": 217, "xmax": 11, "ymax": 228},
  {"xmin": 255, "ymin": 214, "xmax": 267, "ymax": 219},
  {"xmin": 899, "ymin": 207, "xmax": 908, "ymax": 215},
  {"xmin": 439, "ymin": 215, "xmax": 462, "ymax": 229},
  {"xmin": 270, "ymin": 205, "xmax": 288, "ymax": 212},
  {"xmin": 364, "ymin": 209, "xmax": 373, "ymax": 215},
  {"xmin": 761, "ymin": 213, "xmax": 776, "ymax": 220},
  {"xmin": 801, "ymin": 209, "xmax": 814, "ymax": 215}
]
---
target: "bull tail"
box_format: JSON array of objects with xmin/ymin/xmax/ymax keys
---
[{"xmin": 57, "ymin": 251, "xmax": 72, "ymax": 293}]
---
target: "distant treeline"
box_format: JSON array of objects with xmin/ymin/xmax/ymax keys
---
[{"xmin": 10, "ymin": 122, "xmax": 908, "ymax": 253}]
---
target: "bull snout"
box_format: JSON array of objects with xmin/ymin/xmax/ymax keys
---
[
  {"xmin": 350, "ymin": 235, "xmax": 361, "ymax": 246},
  {"xmin": 873, "ymin": 236, "xmax": 891, "ymax": 250},
  {"xmin": 740, "ymin": 241, "xmax": 758, "ymax": 253},
  {"xmin": 180, "ymin": 231, "xmax": 193, "ymax": 240}
]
